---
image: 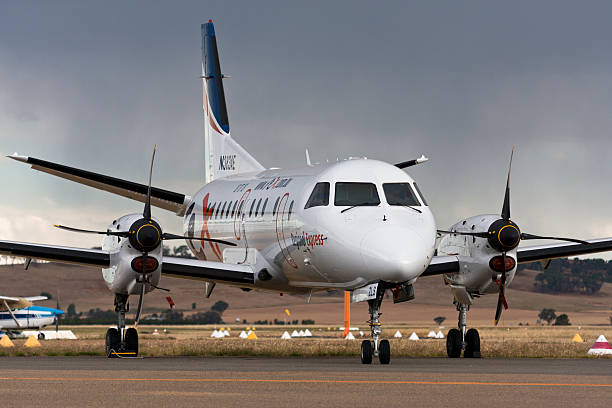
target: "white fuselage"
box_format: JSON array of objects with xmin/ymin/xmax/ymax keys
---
[
  {"xmin": 0, "ymin": 309, "xmax": 56, "ymax": 330},
  {"xmin": 183, "ymin": 159, "xmax": 437, "ymax": 293}
]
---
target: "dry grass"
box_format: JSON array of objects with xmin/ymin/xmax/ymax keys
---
[{"xmin": 1, "ymin": 325, "xmax": 610, "ymax": 358}]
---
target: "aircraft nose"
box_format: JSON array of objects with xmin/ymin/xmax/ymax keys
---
[{"xmin": 360, "ymin": 226, "xmax": 432, "ymax": 282}]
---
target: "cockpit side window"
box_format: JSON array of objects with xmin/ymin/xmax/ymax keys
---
[
  {"xmin": 383, "ymin": 183, "xmax": 420, "ymax": 206},
  {"xmin": 304, "ymin": 182, "xmax": 330, "ymax": 209},
  {"xmin": 334, "ymin": 182, "xmax": 380, "ymax": 206},
  {"xmin": 412, "ymin": 182, "xmax": 428, "ymax": 206}
]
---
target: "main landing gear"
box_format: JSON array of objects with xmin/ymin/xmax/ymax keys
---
[
  {"xmin": 360, "ymin": 289, "xmax": 390, "ymax": 365},
  {"xmin": 446, "ymin": 302, "xmax": 480, "ymax": 358},
  {"xmin": 105, "ymin": 294, "xmax": 139, "ymax": 358}
]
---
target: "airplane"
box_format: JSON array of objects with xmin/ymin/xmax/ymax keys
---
[
  {"xmin": 1, "ymin": 20, "xmax": 612, "ymax": 362},
  {"xmin": 0, "ymin": 295, "xmax": 64, "ymax": 339}
]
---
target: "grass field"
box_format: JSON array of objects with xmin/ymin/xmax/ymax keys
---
[{"xmin": 1, "ymin": 325, "xmax": 610, "ymax": 358}]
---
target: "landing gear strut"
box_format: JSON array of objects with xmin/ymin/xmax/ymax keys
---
[
  {"xmin": 446, "ymin": 301, "xmax": 480, "ymax": 358},
  {"xmin": 360, "ymin": 287, "xmax": 390, "ymax": 364},
  {"xmin": 105, "ymin": 294, "xmax": 139, "ymax": 358}
]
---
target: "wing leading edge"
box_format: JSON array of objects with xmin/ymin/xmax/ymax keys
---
[
  {"xmin": 0, "ymin": 240, "xmax": 254, "ymax": 286},
  {"xmin": 422, "ymin": 237, "xmax": 612, "ymax": 277}
]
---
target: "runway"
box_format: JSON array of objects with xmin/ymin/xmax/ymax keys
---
[{"xmin": 1, "ymin": 357, "xmax": 611, "ymax": 407}]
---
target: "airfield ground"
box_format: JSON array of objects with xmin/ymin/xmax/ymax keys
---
[
  {"xmin": 1, "ymin": 325, "xmax": 611, "ymax": 358},
  {"xmin": 1, "ymin": 356, "xmax": 611, "ymax": 407}
]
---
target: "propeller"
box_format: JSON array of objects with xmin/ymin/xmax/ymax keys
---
[
  {"xmin": 437, "ymin": 148, "xmax": 589, "ymax": 324},
  {"xmin": 55, "ymin": 289, "xmax": 60, "ymax": 332},
  {"xmin": 54, "ymin": 225, "xmax": 236, "ymax": 246}
]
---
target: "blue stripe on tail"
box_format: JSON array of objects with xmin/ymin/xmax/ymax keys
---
[{"xmin": 202, "ymin": 21, "xmax": 230, "ymax": 134}]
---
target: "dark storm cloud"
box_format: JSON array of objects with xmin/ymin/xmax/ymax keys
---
[{"xmin": 1, "ymin": 1, "xmax": 611, "ymax": 249}]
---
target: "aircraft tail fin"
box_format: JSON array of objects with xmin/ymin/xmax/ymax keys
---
[{"xmin": 201, "ymin": 21, "xmax": 264, "ymax": 182}]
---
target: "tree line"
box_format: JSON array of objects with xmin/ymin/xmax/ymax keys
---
[{"xmin": 519, "ymin": 258, "xmax": 612, "ymax": 294}]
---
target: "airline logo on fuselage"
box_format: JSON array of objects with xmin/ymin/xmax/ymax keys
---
[
  {"xmin": 291, "ymin": 231, "xmax": 327, "ymax": 249},
  {"xmin": 219, "ymin": 155, "xmax": 236, "ymax": 171}
]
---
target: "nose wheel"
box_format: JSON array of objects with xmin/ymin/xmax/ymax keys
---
[{"xmin": 361, "ymin": 288, "xmax": 391, "ymax": 364}]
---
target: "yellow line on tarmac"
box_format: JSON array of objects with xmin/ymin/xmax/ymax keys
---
[{"xmin": 0, "ymin": 377, "xmax": 611, "ymax": 388}]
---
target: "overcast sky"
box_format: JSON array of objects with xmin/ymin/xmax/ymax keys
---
[{"xmin": 1, "ymin": 1, "xmax": 611, "ymax": 258}]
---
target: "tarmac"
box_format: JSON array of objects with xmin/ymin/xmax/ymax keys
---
[{"xmin": 1, "ymin": 357, "xmax": 611, "ymax": 407}]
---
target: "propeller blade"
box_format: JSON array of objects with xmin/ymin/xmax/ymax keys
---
[
  {"xmin": 54, "ymin": 225, "xmax": 129, "ymax": 237},
  {"xmin": 161, "ymin": 232, "xmax": 237, "ymax": 246},
  {"xmin": 437, "ymin": 229, "xmax": 489, "ymax": 239},
  {"xmin": 494, "ymin": 289, "xmax": 503, "ymax": 326},
  {"xmin": 55, "ymin": 290, "xmax": 60, "ymax": 332},
  {"xmin": 143, "ymin": 145, "xmax": 156, "ymax": 220},
  {"xmin": 501, "ymin": 147, "xmax": 514, "ymax": 220},
  {"xmin": 494, "ymin": 252, "xmax": 509, "ymax": 326},
  {"xmin": 520, "ymin": 233, "xmax": 590, "ymax": 245}
]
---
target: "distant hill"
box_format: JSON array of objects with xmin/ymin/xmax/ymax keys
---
[{"xmin": 1, "ymin": 260, "xmax": 610, "ymax": 326}]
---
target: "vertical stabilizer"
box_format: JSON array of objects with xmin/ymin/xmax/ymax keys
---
[{"xmin": 201, "ymin": 21, "xmax": 264, "ymax": 182}]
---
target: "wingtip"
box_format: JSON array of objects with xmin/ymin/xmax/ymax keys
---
[{"xmin": 6, "ymin": 153, "xmax": 28, "ymax": 163}]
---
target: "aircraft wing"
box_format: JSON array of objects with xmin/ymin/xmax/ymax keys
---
[
  {"xmin": 8, "ymin": 154, "xmax": 191, "ymax": 216},
  {"xmin": 516, "ymin": 237, "xmax": 612, "ymax": 263},
  {"xmin": 0, "ymin": 240, "xmax": 110, "ymax": 268},
  {"xmin": 420, "ymin": 255, "xmax": 460, "ymax": 277},
  {"xmin": 162, "ymin": 257, "xmax": 255, "ymax": 285},
  {"xmin": 421, "ymin": 237, "xmax": 612, "ymax": 277},
  {"xmin": 23, "ymin": 296, "xmax": 48, "ymax": 302}
]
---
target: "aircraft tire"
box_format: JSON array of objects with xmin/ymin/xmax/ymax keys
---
[
  {"xmin": 105, "ymin": 328, "xmax": 120, "ymax": 358},
  {"xmin": 378, "ymin": 339, "xmax": 390, "ymax": 364},
  {"xmin": 38, "ymin": 332, "xmax": 45, "ymax": 340},
  {"xmin": 360, "ymin": 340, "xmax": 373, "ymax": 364},
  {"xmin": 464, "ymin": 328, "xmax": 481, "ymax": 358},
  {"xmin": 125, "ymin": 327, "xmax": 139, "ymax": 356},
  {"xmin": 446, "ymin": 329, "xmax": 462, "ymax": 358}
]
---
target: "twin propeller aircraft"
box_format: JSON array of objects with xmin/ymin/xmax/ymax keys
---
[{"xmin": 2, "ymin": 21, "xmax": 611, "ymax": 362}]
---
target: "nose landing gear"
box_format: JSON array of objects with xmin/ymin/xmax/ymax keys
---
[
  {"xmin": 105, "ymin": 294, "xmax": 139, "ymax": 358},
  {"xmin": 360, "ymin": 289, "xmax": 391, "ymax": 364},
  {"xmin": 446, "ymin": 302, "xmax": 480, "ymax": 358}
]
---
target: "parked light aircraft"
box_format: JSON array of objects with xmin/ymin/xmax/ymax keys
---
[
  {"xmin": 0, "ymin": 295, "xmax": 63, "ymax": 338},
  {"xmin": 2, "ymin": 21, "xmax": 612, "ymax": 362}
]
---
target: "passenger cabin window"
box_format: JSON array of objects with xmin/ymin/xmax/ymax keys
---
[
  {"xmin": 249, "ymin": 200, "xmax": 256, "ymax": 217},
  {"xmin": 413, "ymin": 183, "xmax": 428, "ymax": 206},
  {"xmin": 255, "ymin": 198, "xmax": 262, "ymax": 217},
  {"xmin": 383, "ymin": 183, "xmax": 421, "ymax": 206},
  {"xmin": 334, "ymin": 182, "xmax": 380, "ymax": 206},
  {"xmin": 304, "ymin": 182, "xmax": 330, "ymax": 209},
  {"xmin": 288, "ymin": 200, "xmax": 294, "ymax": 220}
]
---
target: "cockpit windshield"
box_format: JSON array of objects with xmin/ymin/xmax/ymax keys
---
[
  {"xmin": 383, "ymin": 183, "xmax": 421, "ymax": 206},
  {"xmin": 335, "ymin": 182, "xmax": 380, "ymax": 206},
  {"xmin": 305, "ymin": 182, "xmax": 330, "ymax": 209}
]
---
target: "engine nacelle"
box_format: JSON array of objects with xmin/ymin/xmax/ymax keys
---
[
  {"xmin": 101, "ymin": 213, "xmax": 162, "ymax": 295},
  {"xmin": 438, "ymin": 214, "xmax": 518, "ymax": 295}
]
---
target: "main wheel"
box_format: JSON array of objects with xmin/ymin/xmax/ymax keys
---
[
  {"xmin": 125, "ymin": 327, "xmax": 139, "ymax": 356},
  {"xmin": 446, "ymin": 328, "xmax": 462, "ymax": 358},
  {"xmin": 464, "ymin": 328, "xmax": 481, "ymax": 358},
  {"xmin": 105, "ymin": 328, "xmax": 120, "ymax": 358},
  {"xmin": 378, "ymin": 339, "xmax": 390, "ymax": 364},
  {"xmin": 37, "ymin": 332, "xmax": 45, "ymax": 340},
  {"xmin": 361, "ymin": 340, "xmax": 373, "ymax": 364}
]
